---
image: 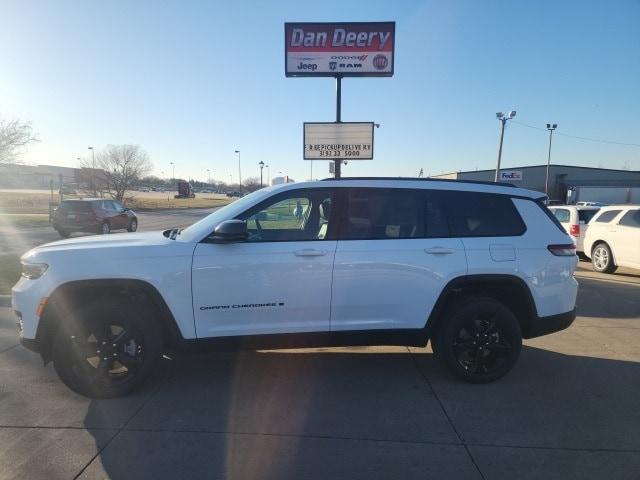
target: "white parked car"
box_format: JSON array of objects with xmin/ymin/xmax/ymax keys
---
[
  {"xmin": 583, "ymin": 205, "xmax": 640, "ymax": 273},
  {"xmin": 12, "ymin": 178, "xmax": 578, "ymax": 397},
  {"xmin": 548, "ymin": 205, "xmax": 600, "ymax": 253}
]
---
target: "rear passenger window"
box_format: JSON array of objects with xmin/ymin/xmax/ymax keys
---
[
  {"xmin": 595, "ymin": 210, "xmax": 621, "ymax": 223},
  {"xmin": 553, "ymin": 209, "xmax": 570, "ymax": 223},
  {"xmin": 341, "ymin": 189, "xmax": 423, "ymax": 240},
  {"xmin": 447, "ymin": 192, "xmax": 526, "ymax": 237},
  {"xmin": 618, "ymin": 210, "xmax": 640, "ymax": 228}
]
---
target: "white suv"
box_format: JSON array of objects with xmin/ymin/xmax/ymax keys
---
[
  {"xmin": 583, "ymin": 205, "xmax": 640, "ymax": 273},
  {"xmin": 12, "ymin": 178, "xmax": 578, "ymax": 397},
  {"xmin": 548, "ymin": 205, "xmax": 600, "ymax": 253}
]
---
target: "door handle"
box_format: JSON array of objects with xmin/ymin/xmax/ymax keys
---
[
  {"xmin": 425, "ymin": 247, "xmax": 455, "ymax": 255},
  {"xmin": 294, "ymin": 249, "xmax": 327, "ymax": 257}
]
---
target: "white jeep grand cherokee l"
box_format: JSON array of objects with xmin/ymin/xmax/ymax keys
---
[{"xmin": 12, "ymin": 178, "xmax": 578, "ymax": 398}]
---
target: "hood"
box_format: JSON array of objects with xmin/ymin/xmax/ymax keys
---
[{"xmin": 23, "ymin": 231, "xmax": 171, "ymax": 259}]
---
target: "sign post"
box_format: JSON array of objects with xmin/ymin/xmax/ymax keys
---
[{"xmin": 285, "ymin": 22, "xmax": 395, "ymax": 177}]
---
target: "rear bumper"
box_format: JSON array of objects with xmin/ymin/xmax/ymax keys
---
[{"xmin": 524, "ymin": 308, "xmax": 576, "ymax": 339}]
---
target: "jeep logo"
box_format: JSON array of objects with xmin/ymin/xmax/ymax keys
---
[{"xmin": 297, "ymin": 62, "xmax": 318, "ymax": 71}]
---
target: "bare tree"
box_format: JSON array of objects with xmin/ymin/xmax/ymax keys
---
[
  {"xmin": 0, "ymin": 117, "xmax": 38, "ymax": 163},
  {"xmin": 96, "ymin": 145, "xmax": 153, "ymax": 201},
  {"xmin": 243, "ymin": 176, "xmax": 262, "ymax": 193}
]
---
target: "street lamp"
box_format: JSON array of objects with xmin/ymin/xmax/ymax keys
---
[
  {"xmin": 259, "ymin": 161, "xmax": 264, "ymax": 187},
  {"xmin": 545, "ymin": 123, "xmax": 558, "ymax": 200},
  {"xmin": 494, "ymin": 110, "xmax": 516, "ymax": 182},
  {"xmin": 234, "ymin": 150, "xmax": 242, "ymax": 194},
  {"xmin": 169, "ymin": 162, "xmax": 175, "ymax": 181},
  {"xmin": 206, "ymin": 169, "xmax": 211, "ymax": 184},
  {"xmin": 265, "ymin": 164, "xmax": 270, "ymax": 186}
]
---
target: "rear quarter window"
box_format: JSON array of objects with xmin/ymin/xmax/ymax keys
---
[
  {"xmin": 59, "ymin": 202, "xmax": 92, "ymax": 212},
  {"xmin": 595, "ymin": 210, "xmax": 622, "ymax": 223},
  {"xmin": 445, "ymin": 192, "xmax": 526, "ymax": 237}
]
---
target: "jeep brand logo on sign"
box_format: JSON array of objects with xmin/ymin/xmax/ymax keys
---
[
  {"xmin": 285, "ymin": 22, "xmax": 395, "ymax": 77},
  {"xmin": 499, "ymin": 170, "xmax": 523, "ymax": 181}
]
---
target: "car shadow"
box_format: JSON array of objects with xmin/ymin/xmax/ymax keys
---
[{"xmin": 82, "ymin": 345, "xmax": 640, "ymax": 479}]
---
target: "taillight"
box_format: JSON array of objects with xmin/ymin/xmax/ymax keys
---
[
  {"xmin": 569, "ymin": 224, "xmax": 580, "ymax": 237},
  {"xmin": 548, "ymin": 244, "xmax": 577, "ymax": 256}
]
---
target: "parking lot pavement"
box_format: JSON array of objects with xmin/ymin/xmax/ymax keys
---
[{"xmin": 0, "ymin": 277, "xmax": 639, "ymax": 479}]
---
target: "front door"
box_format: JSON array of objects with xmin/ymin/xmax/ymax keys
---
[{"xmin": 192, "ymin": 188, "xmax": 338, "ymax": 338}]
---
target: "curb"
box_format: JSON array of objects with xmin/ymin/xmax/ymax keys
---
[{"xmin": 0, "ymin": 296, "xmax": 10, "ymax": 308}]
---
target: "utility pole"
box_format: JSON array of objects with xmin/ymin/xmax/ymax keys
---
[
  {"xmin": 334, "ymin": 75, "xmax": 342, "ymax": 178},
  {"xmin": 494, "ymin": 111, "xmax": 516, "ymax": 182},
  {"xmin": 169, "ymin": 162, "xmax": 175, "ymax": 181},
  {"xmin": 545, "ymin": 123, "xmax": 558, "ymax": 200},
  {"xmin": 259, "ymin": 161, "xmax": 264, "ymax": 187},
  {"xmin": 234, "ymin": 150, "xmax": 242, "ymax": 194}
]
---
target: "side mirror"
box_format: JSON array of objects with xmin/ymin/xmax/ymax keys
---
[
  {"xmin": 123, "ymin": 207, "xmax": 131, "ymax": 212},
  {"xmin": 208, "ymin": 219, "xmax": 248, "ymax": 243}
]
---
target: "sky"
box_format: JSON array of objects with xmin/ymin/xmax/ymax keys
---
[{"xmin": 1, "ymin": 0, "xmax": 639, "ymax": 184}]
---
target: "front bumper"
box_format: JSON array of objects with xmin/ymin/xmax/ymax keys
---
[{"xmin": 524, "ymin": 308, "xmax": 576, "ymax": 339}]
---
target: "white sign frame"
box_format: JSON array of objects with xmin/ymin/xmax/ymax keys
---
[{"xmin": 304, "ymin": 122, "xmax": 374, "ymax": 160}]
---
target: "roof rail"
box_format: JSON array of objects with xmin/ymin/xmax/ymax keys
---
[{"xmin": 320, "ymin": 177, "xmax": 516, "ymax": 188}]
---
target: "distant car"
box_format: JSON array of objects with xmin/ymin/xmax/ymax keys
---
[
  {"xmin": 548, "ymin": 205, "xmax": 600, "ymax": 253},
  {"xmin": 52, "ymin": 199, "xmax": 138, "ymax": 237},
  {"xmin": 59, "ymin": 185, "xmax": 77, "ymax": 195},
  {"xmin": 576, "ymin": 201, "xmax": 608, "ymax": 207},
  {"xmin": 226, "ymin": 191, "xmax": 242, "ymax": 198},
  {"xmin": 583, "ymin": 205, "xmax": 640, "ymax": 273},
  {"xmin": 139, "ymin": 187, "xmax": 151, "ymax": 192}
]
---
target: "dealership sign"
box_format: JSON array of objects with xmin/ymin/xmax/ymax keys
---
[
  {"xmin": 499, "ymin": 170, "xmax": 523, "ymax": 181},
  {"xmin": 304, "ymin": 122, "xmax": 374, "ymax": 160},
  {"xmin": 285, "ymin": 22, "xmax": 395, "ymax": 77}
]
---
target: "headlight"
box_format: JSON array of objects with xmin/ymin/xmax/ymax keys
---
[{"xmin": 21, "ymin": 262, "xmax": 48, "ymax": 279}]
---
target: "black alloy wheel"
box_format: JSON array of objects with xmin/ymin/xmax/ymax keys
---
[{"xmin": 433, "ymin": 296, "xmax": 522, "ymax": 383}]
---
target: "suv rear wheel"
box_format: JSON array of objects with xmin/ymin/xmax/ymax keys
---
[
  {"xmin": 592, "ymin": 242, "xmax": 617, "ymax": 274},
  {"xmin": 52, "ymin": 298, "xmax": 163, "ymax": 398},
  {"xmin": 433, "ymin": 296, "xmax": 522, "ymax": 383}
]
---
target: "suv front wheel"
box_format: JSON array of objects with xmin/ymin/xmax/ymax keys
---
[
  {"xmin": 52, "ymin": 298, "xmax": 163, "ymax": 398},
  {"xmin": 433, "ymin": 296, "xmax": 522, "ymax": 383}
]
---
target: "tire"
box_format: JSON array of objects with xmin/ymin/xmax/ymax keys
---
[
  {"xmin": 57, "ymin": 229, "xmax": 71, "ymax": 238},
  {"xmin": 100, "ymin": 222, "xmax": 111, "ymax": 235},
  {"xmin": 127, "ymin": 218, "xmax": 138, "ymax": 232},
  {"xmin": 52, "ymin": 298, "xmax": 163, "ymax": 398},
  {"xmin": 592, "ymin": 243, "xmax": 617, "ymax": 274},
  {"xmin": 432, "ymin": 296, "xmax": 522, "ymax": 383}
]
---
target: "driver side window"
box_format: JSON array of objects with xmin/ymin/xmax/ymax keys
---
[{"xmin": 241, "ymin": 190, "xmax": 333, "ymax": 242}]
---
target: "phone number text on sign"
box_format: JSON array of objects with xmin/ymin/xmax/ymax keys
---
[{"xmin": 307, "ymin": 144, "xmax": 371, "ymax": 158}]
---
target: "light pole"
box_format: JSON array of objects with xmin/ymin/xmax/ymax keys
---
[
  {"xmin": 545, "ymin": 123, "xmax": 558, "ymax": 200},
  {"xmin": 265, "ymin": 164, "xmax": 270, "ymax": 186},
  {"xmin": 169, "ymin": 162, "xmax": 175, "ymax": 181},
  {"xmin": 494, "ymin": 111, "xmax": 516, "ymax": 182},
  {"xmin": 206, "ymin": 169, "xmax": 211, "ymax": 184},
  {"xmin": 259, "ymin": 161, "xmax": 264, "ymax": 187},
  {"xmin": 234, "ymin": 150, "xmax": 242, "ymax": 194}
]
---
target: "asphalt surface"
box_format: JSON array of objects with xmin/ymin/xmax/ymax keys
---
[{"xmin": 1, "ymin": 274, "xmax": 639, "ymax": 479}]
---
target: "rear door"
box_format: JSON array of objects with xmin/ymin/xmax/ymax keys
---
[
  {"xmin": 330, "ymin": 188, "xmax": 467, "ymax": 331},
  {"xmin": 106, "ymin": 201, "xmax": 129, "ymax": 229}
]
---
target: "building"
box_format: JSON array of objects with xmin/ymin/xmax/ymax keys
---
[
  {"xmin": 432, "ymin": 164, "xmax": 640, "ymax": 204},
  {"xmin": 0, "ymin": 163, "xmax": 107, "ymax": 190},
  {"xmin": 271, "ymin": 175, "xmax": 295, "ymax": 185}
]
